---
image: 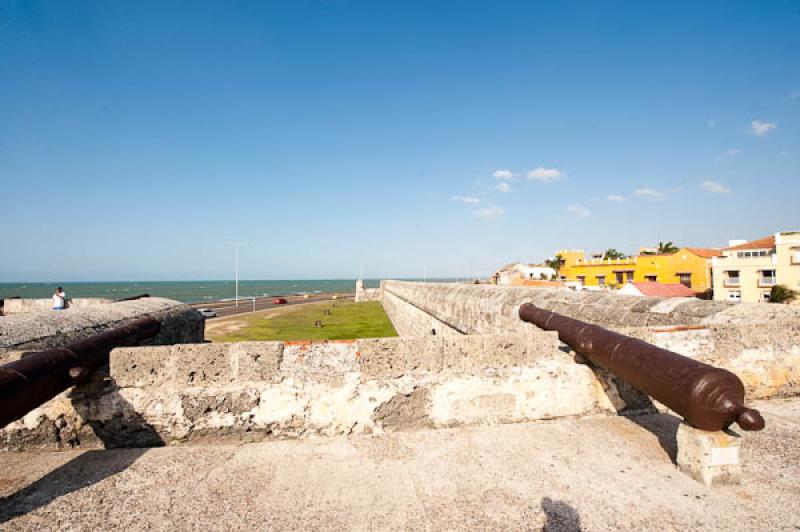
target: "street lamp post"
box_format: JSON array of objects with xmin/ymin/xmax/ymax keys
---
[{"xmin": 227, "ymin": 242, "xmax": 246, "ymax": 307}]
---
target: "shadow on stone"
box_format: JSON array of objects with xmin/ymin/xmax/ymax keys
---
[
  {"xmin": 575, "ymin": 354, "xmax": 657, "ymax": 415},
  {"xmin": 0, "ymin": 447, "xmax": 149, "ymax": 523},
  {"xmin": 541, "ymin": 496, "xmax": 581, "ymax": 531},
  {"xmin": 624, "ymin": 412, "xmax": 681, "ymax": 464},
  {"xmin": 0, "ymin": 378, "xmax": 163, "ymax": 523}
]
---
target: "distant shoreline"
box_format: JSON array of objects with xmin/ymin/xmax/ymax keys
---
[{"xmin": 0, "ymin": 278, "xmax": 457, "ymax": 305}]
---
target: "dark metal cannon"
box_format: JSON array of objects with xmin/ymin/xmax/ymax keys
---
[
  {"xmin": 519, "ymin": 303, "xmax": 764, "ymax": 432},
  {"xmin": 0, "ymin": 317, "xmax": 160, "ymax": 428}
]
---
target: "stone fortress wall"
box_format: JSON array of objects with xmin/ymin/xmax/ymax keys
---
[
  {"xmin": 0, "ymin": 297, "xmax": 205, "ymax": 362},
  {"xmin": 1, "ymin": 297, "xmax": 113, "ymax": 315},
  {"xmin": 2, "ymin": 282, "xmax": 799, "ymax": 474},
  {"xmin": 381, "ymin": 281, "xmax": 800, "ymax": 400},
  {"xmin": 2, "ymin": 332, "xmax": 621, "ymax": 450}
]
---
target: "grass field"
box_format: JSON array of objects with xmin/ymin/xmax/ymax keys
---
[{"xmin": 208, "ymin": 300, "xmax": 398, "ymax": 342}]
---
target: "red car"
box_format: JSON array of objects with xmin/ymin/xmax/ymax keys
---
[{"xmin": 272, "ymin": 298, "xmax": 288, "ymax": 305}]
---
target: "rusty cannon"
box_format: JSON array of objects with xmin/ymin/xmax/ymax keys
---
[
  {"xmin": 0, "ymin": 317, "xmax": 160, "ymax": 428},
  {"xmin": 519, "ymin": 303, "xmax": 764, "ymax": 432}
]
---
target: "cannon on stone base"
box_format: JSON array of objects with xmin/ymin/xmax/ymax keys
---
[{"xmin": 519, "ymin": 303, "xmax": 764, "ymax": 432}]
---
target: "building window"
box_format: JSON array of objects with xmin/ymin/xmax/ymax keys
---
[
  {"xmin": 725, "ymin": 270, "xmax": 740, "ymax": 286},
  {"xmin": 759, "ymin": 269, "xmax": 777, "ymax": 287},
  {"xmin": 762, "ymin": 292, "xmax": 771, "ymax": 303},
  {"xmin": 645, "ymin": 275, "xmax": 657, "ymax": 282},
  {"xmin": 597, "ymin": 275, "xmax": 605, "ymax": 286},
  {"xmin": 727, "ymin": 291, "xmax": 741, "ymax": 302},
  {"xmin": 678, "ymin": 273, "xmax": 692, "ymax": 288},
  {"xmin": 737, "ymin": 250, "xmax": 770, "ymax": 258},
  {"xmin": 577, "ymin": 276, "xmax": 585, "ymax": 286},
  {"xmin": 614, "ymin": 271, "xmax": 634, "ymax": 284}
]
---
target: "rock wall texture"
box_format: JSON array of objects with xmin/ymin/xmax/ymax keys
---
[
  {"xmin": 381, "ymin": 280, "xmax": 800, "ymax": 333},
  {"xmin": 380, "ymin": 281, "xmax": 800, "ymax": 400},
  {"xmin": 1, "ymin": 298, "xmax": 114, "ymax": 315},
  {"xmin": 1, "ymin": 333, "xmax": 625, "ymax": 450},
  {"xmin": 382, "ymin": 289, "xmax": 462, "ymax": 337},
  {"xmin": 0, "ymin": 297, "xmax": 205, "ymax": 359}
]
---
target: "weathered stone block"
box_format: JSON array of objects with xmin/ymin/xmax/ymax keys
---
[
  {"xmin": 676, "ymin": 422, "xmax": 741, "ymax": 486},
  {"xmin": 180, "ymin": 390, "xmax": 260, "ymax": 421},
  {"xmin": 281, "ymin": 342, "xmax": 359, "ymax": 375},
  {"xmin": 229, "ymin": 342, "xmax": 284, "ymax": 382},
  {"xmin": 400, "ymin": 336, "xmax": 443, "ymax": 373},
  {"xmin": 374, "ymin": 387, "xmax": 432, "ymax": 431},
  {"xmin": 358, "ymin": 337, "xmax": 404, "ymax": 379},
  {"xmin": 173, "ymin": 344, "xmax": 234, "ymax": 385},
  {"xmin": 111, "ymin": 346, "xmax": 174, "ymax": 387},
  {"xmin": 441, "ymin": 335, "xmax": 482, "ymax": 372},
  {"xmin": 480, "ymin": 336, "xmax": 527, "ymax": 368}
]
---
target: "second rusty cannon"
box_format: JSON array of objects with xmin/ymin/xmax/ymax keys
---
[{"xmin": 519, "ymin": 303, "xmax": 764, "ymax": 432}]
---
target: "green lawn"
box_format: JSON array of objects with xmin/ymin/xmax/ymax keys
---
[{"xmin": 211, "ymin": 300, "xmax": 397, "ymax": 342}]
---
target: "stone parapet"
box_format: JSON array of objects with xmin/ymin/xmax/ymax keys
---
[
  {"xmin": 380, "ymin": 281, "xmax": 800, "ymax": 400},
  {"xmin": 1, "ymin": 298, "xmax": 113, "ymax": 315},
  {"xmin": 0, "ymin": 297, "xmax": 205, "ymax": 355},
  {"xmin": 1, "ymin": 333, "xmax": 617, "ymax": 450},
  {"xmin": 380, "ymin": 280, "xmax": 800, "ymax": 333}
]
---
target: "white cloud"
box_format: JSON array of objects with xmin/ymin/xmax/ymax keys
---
[
  {"xmin": 495, "ymin": 182, "xmax": 511, "ymax": 193},
  {"xmin": 472, "ymin": 205, "xmax": 505, "ymax": 220},
  {"xmin": 707, "ymin": 119, "xmax": 716, "ymax": 129},
  {"xmin": 633, "ymin": 188, "xmax": 666, "ymax": 201},
  {"xmin": 451, "ymin": 195, "xmax": 480, "ymax": 204},
  {"xmin": 566, "ymin": 205, "xmax": 590, "ymax": 218},
  {"xmin": 493, "ymin": 170, "xmax": 514, "ymax": 180},
  {"xmin": 606, "ymin": 194, "xmax": 627, "ymax": 202},
  {"xmin": 527, "ymin": 167, "xmax": 566, "ymax": 183},
  {"xmin": 726, "ymin": 148, "xmax": 741, "ymax": 157},
  {"xmin": 751, "ymin": 120, "xmax": 776, "ymax": 136},
  {"xmin": 700, "ymin": 180, "xmax": 731, "ymax": 194}
]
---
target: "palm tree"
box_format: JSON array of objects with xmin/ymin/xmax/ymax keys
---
[
  {"xmin": 603, "ymin": 248, "xmax": 626, "ymax": 260},
  {"xmin": 770, "ymin": 285, "xmax": 798, "ymax": 304},
  {"xmin": 657, "ymin": 241, "xmax": 679, "ymax": 254},
  {"xmin": 545, "ymin": 254, "xmax": 563, "ymax": 275}
]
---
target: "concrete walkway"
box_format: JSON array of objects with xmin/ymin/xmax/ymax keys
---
[{"xmin": 1, "ymin": 398, "xmax": 799, "ymax": 531}]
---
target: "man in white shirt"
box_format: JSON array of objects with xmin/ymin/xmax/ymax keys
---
[{"xmin": 52, "ymin": 287, "xmax": 66, "ymax": 310}]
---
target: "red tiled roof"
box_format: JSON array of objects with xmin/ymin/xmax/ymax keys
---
[
  {"xmin": 724, "ymin": 236, "xmax": 775, "ymax": 251},
  {"xmin": 684, "ymin": 247, "xmax": 723, "ymax": 258},
  {"xmin": 631, "ymin": 282, "xmax": 696, "ymax": 298}
]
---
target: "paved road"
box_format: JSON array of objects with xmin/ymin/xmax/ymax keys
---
[{"xmin": 189, "ymin": 293, "xmax": 354, "ymax": 319}]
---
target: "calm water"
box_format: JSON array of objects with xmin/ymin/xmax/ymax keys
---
[{"xmin": 0, "ymin": 279, "xmax": 388, "ymax": 304}]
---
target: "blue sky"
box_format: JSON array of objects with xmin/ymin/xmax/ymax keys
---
[{"xmin": 1, "ymin": 1, "xmax": 798, "ymax": 281}]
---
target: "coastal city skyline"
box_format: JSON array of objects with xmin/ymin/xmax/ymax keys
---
[{"xmin": 2, "ymin": 1, "xmax": 798, "ymax": 282}]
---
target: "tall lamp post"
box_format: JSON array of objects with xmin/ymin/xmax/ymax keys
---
[{"xmin": 227, "ymin": 242, "xmax": 246, "ymax": 306}]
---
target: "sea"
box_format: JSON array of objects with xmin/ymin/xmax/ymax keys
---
[
  {"xmin": 0, "ymin": 279, "xmax": 389, "ymax": 304},
  {"xmin": 0, "ymin": 279, "xmax": 463, "ymax": 304}
]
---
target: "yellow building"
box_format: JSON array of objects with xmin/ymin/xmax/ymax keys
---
[
  {"xmin": 556, "ymin": 247, "xmax": 721, "ymax": 292},
  {"xmin": 711, "ymin": 232, "xmax": 800, "ymax": 303}
]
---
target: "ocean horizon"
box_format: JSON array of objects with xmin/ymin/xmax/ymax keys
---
[{"xmin": 0, "ymin": 278, "xmax": 457, "ymax": 304}]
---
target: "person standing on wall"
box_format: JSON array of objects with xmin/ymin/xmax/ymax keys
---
[{"xmin": 52, "ymin": 286, "xmax": 67, "ymax": 310}]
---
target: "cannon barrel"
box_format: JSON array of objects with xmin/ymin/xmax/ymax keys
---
[
  {"xmin": 519, "ymin": 303, "xmax": 764, "ymax": 432},
  {"xmin": 0, "ymin": 317, "xmax": 160, "ymax": 428}
]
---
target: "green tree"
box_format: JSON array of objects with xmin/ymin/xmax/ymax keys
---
[
  {"xmin": 769, "ymin": 284, "xmax": 798, "ymax": 304},
  {"xmin": 603, "ymin": 248, "xmax": 626, "ymax": 260},
  {"xmin": 545, "ymin": 254, "xmax": 563, "ymax": 275},
  {"xmin": 657, "ymin": 241, "xmax": 679, "ymax": 254}
]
